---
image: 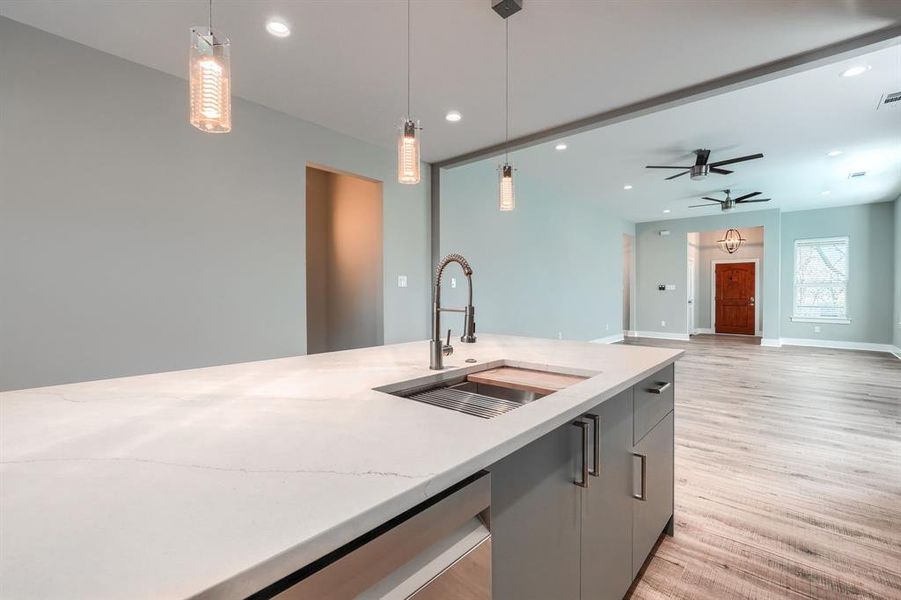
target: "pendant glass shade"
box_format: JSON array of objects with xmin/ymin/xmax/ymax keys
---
[
  {"xmin": 190, "ymin": 27, "xmax": 231, "ymax": 133},
  {"xmin": 397, "ymin": 120, "xmax": 420, "ymax": 184},
  {"xmin": 498, "ymin": 164, "xmax": 515, "ymax": 211},
  {"xmin": 718, "ymin": 228, "xmax": 745, "ymax": 254}
]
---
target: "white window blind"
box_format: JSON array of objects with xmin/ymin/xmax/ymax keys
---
[{"xmin": 793, "ymin": 237, "xmax": 849, "ymax": 321}]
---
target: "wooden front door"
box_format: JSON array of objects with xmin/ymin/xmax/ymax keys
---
[{"xmin": 715, "ymin": 262, "xmax": 755, "ymax": 335}]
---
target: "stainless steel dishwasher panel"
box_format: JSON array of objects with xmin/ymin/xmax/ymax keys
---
[{"xmin": 272, "ymin": 472, "xmax": 491, "ymax": 600}]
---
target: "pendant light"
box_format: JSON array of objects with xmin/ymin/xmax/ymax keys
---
[
  {"xmin": 718, "ymin": 228, "xmax": 746, "ymax": 254},
  {"xmin": 397, "ymin": 0, "xmax": 421, "ymax": 184},
  {"xmin": 498, "ymin": 18, "xmax": 514, "ymax": 211},
  {"xmin": 190, "ymin": 0, "xmax": 231, "ymax": 133}
]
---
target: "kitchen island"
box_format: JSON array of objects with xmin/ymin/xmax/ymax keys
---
[{"xmin": 0, "ymin": 335, "xmax": 681, "ymax": 599}]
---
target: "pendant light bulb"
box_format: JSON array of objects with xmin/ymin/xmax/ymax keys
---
[
  {"xmin": 498, "ymin": 17, "xmax": 515, "ymax": 211},
  {"xmin": 398, "ymin": 120, "xmax": 421, "ymax": 184},
  {"xmin": 499, "ymin": 164, "xmax": 515, "ymax": 211},
  {"xmin": 397, "ymin": 0, "xmax": 421, "ymax": 184},
  {"xmin": 190, "ymin": 3, "xmax": 231, "ymax": 133}
]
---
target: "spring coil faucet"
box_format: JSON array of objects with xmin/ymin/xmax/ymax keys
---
[{"xmin": 431, "ymin": 253, "xmax": 476, "ymax": 369}]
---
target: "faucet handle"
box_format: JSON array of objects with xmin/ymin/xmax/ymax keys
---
[{"xmin": 443, "ymin": 329, "xmax": 454, "ymax": 357}]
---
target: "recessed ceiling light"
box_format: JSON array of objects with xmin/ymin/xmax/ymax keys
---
[
  {"xmin": 827, "ymin": 149, "xmax": 842, "ymax": 157},
  {"xmin": 840, "ymin": 64, "xmax": 870, "ymax": 77},
  {"xmin": 445, "ymin": 110, "xmax": 462, "ymax": 122},
  {"xmin": 555, "ymin": 143, "xmax": 567, "ymax": 150},
  {"xmin": 623, "ymin": 184, "xmax": 633, "ymax": 190},
  {"xmin": 266, "ymin": 20, "xmax": 291, "ymax": 38},
  {"xmin": 663, "ymin": 209, "xmax": 671, "ymax": 214},
  {"xmin": 821, "ymin": 190, "xmax": 831, "ymax": 195}
]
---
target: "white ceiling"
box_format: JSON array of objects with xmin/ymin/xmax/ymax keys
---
[
  {"xmin": 495, "ymin": 44, "xmax": 901, "ymax": 222},
  {"xmin": 2, "ymin": 0, "xmax": 900, "ymax": 163}
]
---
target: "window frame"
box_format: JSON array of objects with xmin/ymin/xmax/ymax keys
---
[{"xmin": 790, "ymin": 236, "xmax": 851, "ymax": 324}]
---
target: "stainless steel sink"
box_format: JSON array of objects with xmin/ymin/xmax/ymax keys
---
[{"xmin": 395, "ymin": 378, "xmax": 546, "ymax": 419}]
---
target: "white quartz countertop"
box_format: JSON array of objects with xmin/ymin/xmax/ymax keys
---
[{"xmin": 0, "ymin": 335, "xmax": 681, "ymax": 599}]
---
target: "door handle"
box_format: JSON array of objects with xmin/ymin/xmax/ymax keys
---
[
  {"xmin": 648, "ymin": 382, "xmax": 671, "ymax": 394},
  {"xmin": 632, "ymin": 453, "xmax": 647, "ymax": 501},
  {"xmin": 573, "ymin": 420, "xmax": 590, "ymax": 488},
  {"xmin": 585, "ymin": 413, "xmax": 600, "ymax": 477}
]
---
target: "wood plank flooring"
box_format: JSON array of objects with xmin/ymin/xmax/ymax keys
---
[{"xmin": 623, "ymin": 335, "xmax": 901, "ymax": 600}]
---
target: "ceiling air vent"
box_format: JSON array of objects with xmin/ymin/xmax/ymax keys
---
[
  {"xmin": 877, "ymin": 91, "xmax": 901, "ymax": 110},
  {"xmin": 848, "ymin": 171, "xmax": 866, "ymax": 179}
]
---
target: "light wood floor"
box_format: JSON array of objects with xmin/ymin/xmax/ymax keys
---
[{"xmin": 624, "ymin": 335, "xmax": 901, "ymax": 600}]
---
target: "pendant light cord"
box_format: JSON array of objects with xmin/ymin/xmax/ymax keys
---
[
  {"xmin": 407, "ymin": 0, "xmax": 411, "ymax": 118},
  {"xmin": 504, "ymin": 18, "xmax": 509, "ymax": 163},
  {"xmin": 209, "ymin": 0, "xmax": 213, "ymax": 33}
]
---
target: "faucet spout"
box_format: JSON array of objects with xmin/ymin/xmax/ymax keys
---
[{"xmin": 431, "ymin": 253, "xmax": 476, "ymax": 370}]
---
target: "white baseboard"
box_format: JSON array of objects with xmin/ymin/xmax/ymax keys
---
[
  {"xmin": 760, "ymin": 338, "xmax": 782, "ymax": 347},
  {"xmin": 590, "ymin": 333, "xmax": 625, "ymax": 344},
  {"xmin": 632, "ymin": 331, "xmax": 690, "ymax": 341},
  {"xmin": 624, "ymin": 330, "xmax": 639, "ymax": 338},
  {"xmin": 779, "ymin": 337, "xmax": 897, "ymax": 355},
  {"xmin": 892, "ymin": 346, "xmax": 901, "ymax": 360},
  {"xmin": 692, "ymin": 328, "xmax": 715, "ymax": 335}
]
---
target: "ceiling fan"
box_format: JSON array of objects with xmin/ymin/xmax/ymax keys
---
[
  {"xmin": 646, "ymin": 148, "xmax": 764, "ymax": 181},
  {"xmin": 689, "ymin": 190, "xmax": 770, "ymax": 212}
]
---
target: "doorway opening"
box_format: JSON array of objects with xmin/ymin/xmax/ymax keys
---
[
  {"xmin": 305, "ymin": 165, "xmax": 384, "ymax": 354},
  {"xmin": 688, "ymin": 226, "xmax": 763, "ymax": 337}
]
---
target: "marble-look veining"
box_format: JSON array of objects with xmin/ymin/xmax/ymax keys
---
[{"xmin": 0, "ymin": 335, "xmax": 681, "ymax": 599}]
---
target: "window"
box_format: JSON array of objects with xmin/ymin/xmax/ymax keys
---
[{"xmin": 792, "ymin": 237, "xmax": 850, "ymax": 323}]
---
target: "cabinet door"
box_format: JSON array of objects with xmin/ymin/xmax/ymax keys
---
[
  {"xmin": 631, "ymin": 411, "xmax": 675, "ymax": 578},
  {"xmin": 488, "ymin": 421, "xmax": 583, "ymax": 600},
  {"xmin": 580, "ymin": 389, "xmax": 634, "ymax": 600}
]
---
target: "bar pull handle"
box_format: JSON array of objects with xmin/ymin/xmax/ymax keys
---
[
  {"xmin": 573, "ymin": 421, "xmax": 590, "ymax": 488},
  {"xmin": 632, "ymin": 453, "xmax": 647, "ymax": 501},
  {"xmin": 648, "ymin": 382, "xmax": 671, "ymax": 394},
  {"xmin": 585, "ymin": 413, "xmax": 600, "ymax": 477}
]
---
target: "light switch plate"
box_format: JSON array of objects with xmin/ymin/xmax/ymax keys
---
[
  {"xmin": 665, "ymin": 284, "xmax": 676, "ymax": 291},
  {"xmin": 397, "ymin": 275, "xmax": 407, "ymax": 288},
  {"xmin": 451, "ymin": 277, "xmax": 457, "ymax": 288}
]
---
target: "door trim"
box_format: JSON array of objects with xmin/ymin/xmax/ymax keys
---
[{"xmin": 710, "ymin": 258, "xmax": 760, "ymax": 336}]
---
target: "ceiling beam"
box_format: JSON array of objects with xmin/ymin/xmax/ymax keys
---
[{"xmin": 435, "ymin": 24, "xmax": 901, "ymax": 169}]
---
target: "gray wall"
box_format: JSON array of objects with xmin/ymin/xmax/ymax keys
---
[
  {"xmin": 780, "ymin": 203, "xmax": 895, "ymax": 344},
  {"xmin": 0, "ymin": 18, "xmax": 430, "ymax": 391},
  {"xmin": 636, "ymin": 210, "xmax": 782, "ymax": 340},
  {"xmin": 306, "ymin": 167, "xmax": 384, "ymax": 354},
  {"xmin": 440, "ymin": 159, "xmax": 635, "ymax": 342},
  {"xmin": 895, "ymin": 195, "xmax": 901, "ymax": 350},
  {"xmin": 695, "ymin": 227, "xmax": 764, "ymax": 332}
]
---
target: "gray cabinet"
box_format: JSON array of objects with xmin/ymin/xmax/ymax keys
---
[
  {"xmin": 631, "ymin": 411, "xmax": 675, "ymax": 578},
  {"xmin": 580, "ymin": 388, "xmax": 634, "ymax": 600},
  {"xmin": 489, "ymin": 417, "xmax": 582, "ymax": 600},
  {"xmin": 489, "ymin": 365, "xmax": 675, "ymax": 600}
]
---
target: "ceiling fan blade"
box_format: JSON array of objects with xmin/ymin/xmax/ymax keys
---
[
  {"xmin": 733, "ymin": 191, "xmax": 762, "ymax": 202},
  {"xmin": 695, "ymin": 149, "xmax": 711, "ymax": 166},
  {"xmin": 709, "ymin": 167, "xmax": 733, "ymax": 175},
  {"xmin": 688, "ymin": 204, "xmax": 718, "ymax": 208},
  {"xmin": 645, "ymin": 165, "xmax": 691, "ymax": 169},
  {"xmin": 665, "ymin": 171, "xmax": 689, "ymax": 180},
  {"xmin": 701, "ymin": 197, "xmax": 725, "ymax": 202},
  {"xmin": 737, "ymin": 198, "xmax": 770, "ymax": 203},
  {"xmin": 709, "ymin": 153, "xmax": 764, "ymax": 168}
]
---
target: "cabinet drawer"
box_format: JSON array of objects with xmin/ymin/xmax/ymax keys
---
[{"xmin": 633, "ymin": 364, "xmax": 674, "ymax": 445}]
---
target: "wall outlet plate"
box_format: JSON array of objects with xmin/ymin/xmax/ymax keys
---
[
  {"xmin": 658, "ymin": 284, "xmax": 666, "ymax": 291},
  {"xmin": 397, "ymin": 275, "xmax": 408, "ymax": 288}
]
